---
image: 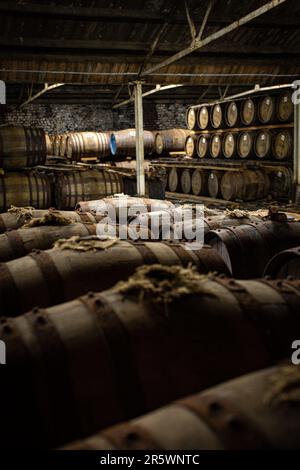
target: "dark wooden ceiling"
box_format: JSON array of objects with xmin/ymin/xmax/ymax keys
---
[{"xmin": 0, "ymin": 0, "xmax": 298, "ymax": 104}]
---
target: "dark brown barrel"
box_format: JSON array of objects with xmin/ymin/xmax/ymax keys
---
[
  {"xmin": 2, "ymin": 264, "xmax": 300, "ymax": 448},
  {"xmin": 207, "ymin": 171, "xmax": 223, "ymax": 198},
  {"xmin": 237, "ymin": 131, "xmax": 254, "ymax": 159},
  {"xmin": 191, "ymin": 169, "xmax": 207, "ymax": 196},
  {"xmin": 210, "ymin": 134, "xmax": 222, "ymax": 159},
  {"xmin": 186, "ymin": 107, "xmax": 198, "ymax": 130},
  {"xmin": 185, "ymin": 136, "xmax": 197, "ymax": 158},
  {"xmin": 258, "ymin": 95, "xmax": 275, "ymax": 124},
  {"xmin": 222, "ymin": 132, "xmax": 237, "ymax": 159},
  {"xmin": 220, "ymin": 169, "xmax": 270, "ymax": 201},
  {"xmin": 276, "ymin": 90, "xmax": 294, "ymax": 122},
  {"xmin": 54, "ymin": 169, "xmax": 124, "ymax": 210},
  {"xmin": 111, "ymin": 129, "xmax": 154, "ymax": 157},
  {"xmin": 254, "ymin": 130, "xmax": 272, "ymax": 159},
  {"xmin": 168, "ymin": 167, "xmax": 179, "ymax": 192},
  {"xmin": 65, "ymin": 364, "xmax": 300, "ymax": 450},
  {"xmin": 205, "ymin": 213, "xmax": 264, "ymax": 232},
  {"xmin": 0, "ymin": 172, "xmax": 52, "ymax": 212},
  {"xmin": 67, "ymin": 132, "xmax": 110, "ymax": 161},
  {"xmin": 240, "ymin": 98, "xmax": 256, "ymax": 126},
  {"xmin": 175, "ymin": 214, "xmax": 264, "ymax": 240},
  {"xmin": 0, "ymin": 240, "xmax": 229, "ymax": 317},
  {"xmin": 0, "ymin": 124, "xmax": 47, "ymax": 170},
  {"xmin": 210, "ymin": 103, "xmax": 223, "ymax": 129},
  {"xmin": 264, "ymin": 247, "xmax": 300, "ymax": 279},
  {"xmin": 155, "ymin": 129, "xmax": 191, "ymax": 155},
  {"xmin": 273, "ymin": 130, "xmax": 293, "ymax": 160},
  {"xmin": 180, "ymin": 169, "xmax": 191, "ymax": 194},
  {"xmin": 205, "ymin": 220, "xmax": 300, "ymax": 278},
  {"xmin": 0, "ymin": 208, "xmax": 100, "ymax": 234},
  {"xmin": 173, "ymin": 213, "xmax": 265, "ymax": 239},
  {"xmin": 76, "ymin": 195, "xmax": 174, "ymax": 215},
  {"xmin": 0, "ymin": 222, "xmax": 99, "ymax": 263},
  {"xmin": 225, "ymin": 101, "xmax": 239, "ymax": 127},
  {"xmin": 197, "ymin": 106, "xmax": 210, "ymax": 130},
  {"xmin": 268, "ymin": 167, "xmax": 292, "ymax": 199},
  {"xmin": 197, "ymin": 135, "xmax": 210, "ymax": 159}
]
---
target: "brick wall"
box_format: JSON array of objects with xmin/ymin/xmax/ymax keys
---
[{"xmin": 0, "ymin": 101, "xmax": 188, "ymax": 134}]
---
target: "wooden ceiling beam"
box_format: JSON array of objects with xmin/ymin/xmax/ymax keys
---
[
  {"xmin": 142, "ymin": 0, "xmax": 289, "ymax": 76},
  {"xmin": 0, "ymin": 2, "xmax": 297, "ymax": 28},
  {"xmin": 0, "ymin": 37, "xmax": 298, "ymax": 57}
]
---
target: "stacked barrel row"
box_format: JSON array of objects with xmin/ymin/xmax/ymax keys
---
[
  {"xmin": 186, "ymin": 90, "xmax": 294, "ymax": 131},
  {"xmin": 0, "ymin": 121, "xmax": 127, "ymax": 212},
  {"xmin": 46, "ymin": 128, "xmax": 192, "ymax": 161},
  {"xmin": 185, "ymin": 90, "xmax": 294, "ymax": 161},
  {"xmin": 0, "ymin": 192, "xmax": 299, "ymax": 448},
  {"xmin": 0, "ymin": 168, "xmax": 125, "ymax": 212},
  {"xmin": 166, "ymin": 165, "xmax": 292, "ymax": 201},
  {"xmin": 185, "ymin": 128, "xmax": 293, "ymax": 161}
]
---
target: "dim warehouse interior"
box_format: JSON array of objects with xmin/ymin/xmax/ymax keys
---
[{"xmin": 1, "ymin": 0, "xmax": 300, "ymax": 455}]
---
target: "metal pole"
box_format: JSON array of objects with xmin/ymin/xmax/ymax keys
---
[
  {"xmin": 134, "ymin": 81, "xmax": 145, "ymax": 196},
  {"xmin": 294, "ymin": 99, "xmax": 300, "ymax": 203}
]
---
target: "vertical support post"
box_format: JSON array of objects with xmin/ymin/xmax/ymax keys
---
[
  {"xmin": 294, "ymin": 101, "xmax": 300, "ymax": 203},
  {"xmin": 134, "ymin": 81, "xmax": 145, "ymax": 196}
]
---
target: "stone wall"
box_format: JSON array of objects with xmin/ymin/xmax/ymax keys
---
[{"xmin": 0, "ymin": 101, "xmax": 188, "ymax": 134}]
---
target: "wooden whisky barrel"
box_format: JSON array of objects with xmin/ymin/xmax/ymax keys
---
[
  {"xmin": 66, "ymin": 132, "xmax": 110, "ymax": 161},
  {"xmin": 206, "ymin": 220, "xmax": 300, "ymax": 278},
  {"xmin": 207, "ymin": 171, "xmax": 223, "ymax": 198},
  {"xmin": 273, "ymin": 130, "xmax": 293, "ymax": 160},
  {"xmin": 264, "ymin": 247, "xmax": 300, "ymax": 279},
  {"xmin": 0, "ymin": 172, "xmax": 52, "ymax": 212},
  {"xmin": 210, "ymin": 134, "xmax": 222, "ymax": 159},
  {"xmin": 220, "ymin": 169, "xmax": 270, "ymax": 201},
  {"xmin": 180, "ymin": 169, "xmax": 192, "ymax": 194},
  {"xmin": 197, "ymin": 135, "xmax": 210, "ymax": 159},
  {"xmin": 240, "ymin": 98, "xmax": 256, "ymax": 126},
  {"xmin": 254, "ymin": 130, "xmax": 272, "ymax": 159},
  {"xmin": 204, "ymin": 213, "xmax": 264, "ymax": 231},
  {"xmin": 197, "ymin": 106, "xmax": 210, "ymax": 130},
  {"xmin": 1, "ymin": 269, "xmax": 299, "ymax": 448},
  {"xmin": 76, "ymin": 195, "xmax": 174, "ymax": 216},
  {"xmin": 225, "ymin": 101, "xmax": 239, "ymax": 127},
  {"xmin": 210, "ymin": 104, "xmax": 223, "ymax": 129},
  {"xmin": 64, "ymin": 364, "xmax": 300, "ymax": 450},
  {"xmin": 0, "ymin": 241, "xmax": 229, "ymax": 317},
  {"xmin": 168, "ymin": 167, "xmax": 179, "ymax": 192},
  {"xmin": 237, "ymin": 131, "xmax": 254, "ymax": 159},
  {"xmin": 0, "ymin": 208, "xmax": 101, "ymax": 234},
  {"xmin": 0, "ymin": 222, "xmax": 99, "ymax": 262},
  {"xmin": 186, "ymin": 107, "xmax": 198, "ymax": 130},
  {"xmin": 0, "ymin": 124, "xmax": 47, "ymax": 170},
  {"xmin": 155, "ymin": 129, "xmax": 190, "ymax": 155},
  {"xmin": 258, "ymin": 95, "xmax": 275, "ymax": 124},
  {"xmin": 191, "ymin": 169, "xmax": 207, "ymax": 196},
  {"xmin": 276, "ymin": 91, "xmax": 294, "ymax": 122},
  {"xmin": 268, "ymin": 167, "xmax": 293, "ymax": 199},
  {"xmin": 222, "ymin": 132, "xmax": 237, "ymax": 159},
  {"xmin": 54, "ymin": 170, "xmax": 124, "ymax": 210},
  {"xmin": 185, "ymin": 136, "xmax": 197, "ymax": 158},
  {"xmin": 111, "ymin": 129, "xmax": 154, "ymax": 157}
]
